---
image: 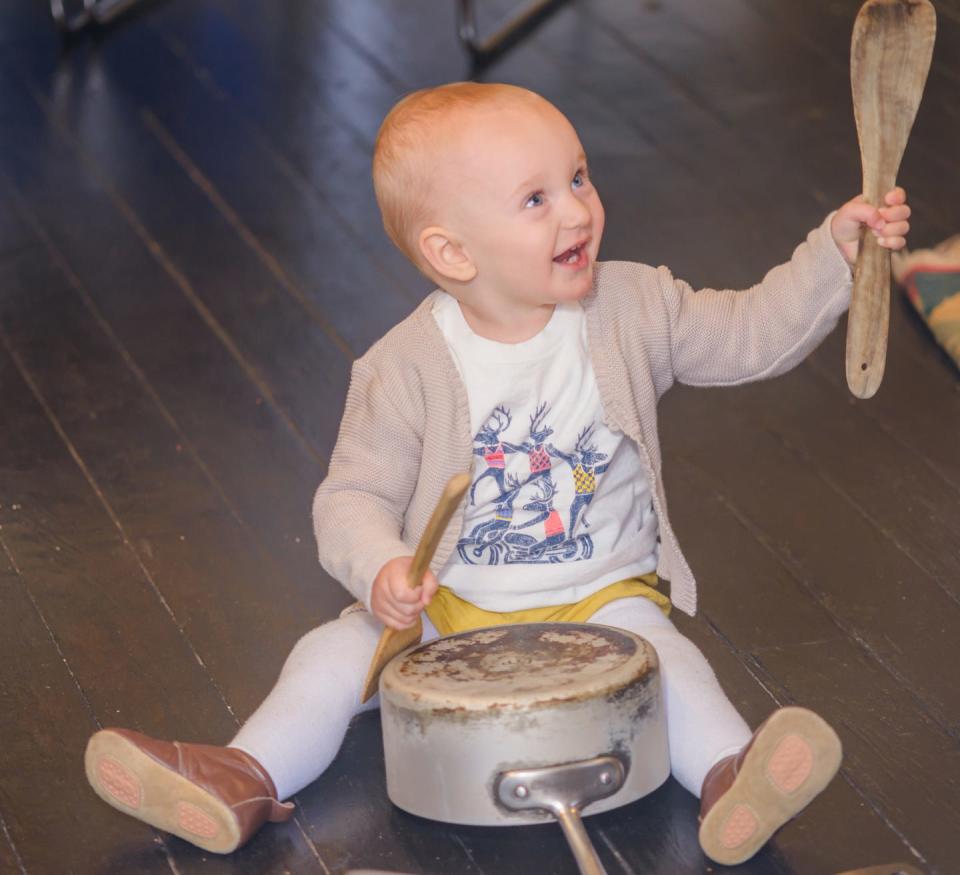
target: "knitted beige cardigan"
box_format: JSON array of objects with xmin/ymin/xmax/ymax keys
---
[{"xmin": 314, "ymin": 214, "xmax": 851, "ymax": 617}]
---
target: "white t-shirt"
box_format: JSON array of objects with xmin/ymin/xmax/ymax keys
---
[{"xmin": 432, "ymin": 292, "xmax": 659, "ymax": 612}]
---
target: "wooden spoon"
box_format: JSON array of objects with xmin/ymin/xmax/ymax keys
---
[
  {"xmin": 359, "ymin": 472, "xmax": 471, "ymax": 703},
  {"xmin": 846, "ymin": 0, "xmax": 935, "ymax": 398}
]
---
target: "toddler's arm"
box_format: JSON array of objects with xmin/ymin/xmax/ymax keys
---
[
  {"xmin": 312, "ymin": 356, "xmax": 420, "ymax": 609},
  {"xmin": 660, "ymin": 188, "xmax": 910, "ymax": 387}
]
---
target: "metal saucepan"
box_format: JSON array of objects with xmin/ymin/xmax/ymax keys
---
[{"xmin": 378, "ymin": 622, "xmax": 669, "ymax": 875}]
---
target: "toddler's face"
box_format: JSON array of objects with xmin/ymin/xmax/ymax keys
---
[{"xmin": 437, "ymin": 100, "xmax": 605, "ymax": 315}]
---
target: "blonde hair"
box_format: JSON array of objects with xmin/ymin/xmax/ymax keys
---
[{"xmin": 372, "ymin": 82, "xmax": 542, "ymax": 266}]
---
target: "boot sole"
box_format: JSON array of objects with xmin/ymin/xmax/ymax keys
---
[
  {"xmin": 698, "ymin": 706, "xmax": 842, "ymax": 866},
  {"xmin": 85, "ymin": 729, "xmax": 242, "ymax": 854}
]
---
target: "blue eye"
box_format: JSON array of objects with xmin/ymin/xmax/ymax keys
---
[
  {"xmin": 524, "ymin": 192, "xmax": 544, "ymax": 208},
  {"xmin": 572, "ymin": 171, "xmax": 585, "ymax": 188}
]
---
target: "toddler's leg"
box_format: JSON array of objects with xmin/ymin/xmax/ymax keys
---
[
  {"xmin": 588, "ymin": 596, "xmax": 751, "ymax": 795},
  {"xmin": 86, "ymin": 609, "xmax": 439, "ymax": 853},
  {"xmin": 231, "ymin": 608, "xmax": 418, "ymax": 799},
  {"xmin": 589, "ymin": 597, "xmax": 841, "ymax": 866}
]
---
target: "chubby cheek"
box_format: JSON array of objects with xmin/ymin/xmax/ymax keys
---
[
  {"xmin": 477, "ymin": 229, "xmax": 544, "ymax": 286},
  {"xmin": 503, "ymin": 224, "xmax": 556, "ymax": 271}
]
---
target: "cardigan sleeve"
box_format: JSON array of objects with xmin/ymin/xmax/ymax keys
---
[
  {"xmin": 660, "ymin": 213, "xmax": 853, "ymax": 387},
  {"xmin": 312, "ymin": 356, "xmax": 421, "ymax": 609}
]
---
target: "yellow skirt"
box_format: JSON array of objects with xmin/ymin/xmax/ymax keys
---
[{"xmin": 425, "ymin": 572, "xmax": 670, "ymax": 637}]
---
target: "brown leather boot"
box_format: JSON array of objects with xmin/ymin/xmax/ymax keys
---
[
  {"xmin": 698, "ymin": 706, "xmax": 842, "ymax": 866},
  {"xmin": 85, "ymin": 728, "xmax": 295, "ymax": 853}
]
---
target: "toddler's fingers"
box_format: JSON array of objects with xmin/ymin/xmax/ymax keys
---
[
  {"xmin": 382, "ymin": 598, "xmax": 420, "ymax": 625},
  {"xmin": 396, "ymin": 592, "xmax": 424, "ymax": 618},
  {"xmin": 391, "ymin": 576, "xmax": 422, "ymax": 603},
  {"xmin": 883, "ymin": 186, "xmax": 907, "ymax": 205},
  {"xmin": 840, "ymin": 199, "xmax": 880, "ymax": 228},
  {"xmin": 879, "ymin": 203, "xmax": 911, "ymax": 223},
  {"xmin": 382, "ymin": 612, "xmax": 419, "ymax": 631},
  {"xmin": 419, "ymin": 571, "xmax": 440, "ymax": 607},
  {"xmin": 878, "ymin": 235, "xmax": 908, "ymax": 250},
  {"xmin": 372, "ymin": 601, "xmax": 414, "ymax": 630},
  {"xmin": 874, "ymin": 219, "xmax": 910, "ymax": 239}
]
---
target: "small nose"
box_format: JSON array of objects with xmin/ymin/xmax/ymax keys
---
[{"xmin": 561, "ymin": 191, "xmax": 592, "ymax": 229}]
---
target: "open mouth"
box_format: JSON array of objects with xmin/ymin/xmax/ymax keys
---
[{"xmin": 553, "ymin": 241, "xmax": 589, "ymax": 267}]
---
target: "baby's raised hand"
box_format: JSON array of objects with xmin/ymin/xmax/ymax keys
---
[
  {"xmin": 371, "ymin": 555, "xmax": 440, "ymax": 630},
  {"xmin": 830, "ymin": 186, "xmax": 911, "ymax": 266}
]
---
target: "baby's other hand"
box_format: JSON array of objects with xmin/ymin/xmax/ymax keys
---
[
  {"xmin": 831, "ymin": 186, "xmax": 911, "ymax": 265},
  {"xmin": 371, "ymin": 556, "xmax": 440, "ymax": 630}
]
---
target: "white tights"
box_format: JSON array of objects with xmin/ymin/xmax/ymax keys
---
[{"xmin": 230, "ymin": 597, "xmax": 751, "ymax": 801}]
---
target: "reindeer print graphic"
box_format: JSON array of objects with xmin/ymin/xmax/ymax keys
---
[
  {"xmin": 501, "ymin": 473, "xmax": 595, "ymax": 563},
  {"xmin": 458, "ymin": 402, "xmax": 606, "ymax": 566},
  {"xmin": 457, "ymin": 472, "xmax": 594, "ymax": 565},
  {"xmin": 514, "ymin": 474, "xmax": 565, "ymax": 545},
  {"xmin": 457, "ymin": 474, "xmax": 525, "ymax": 564},
  {"xmin": 469, "ymin": 406, "xmax": 522, "ymax": 506},
  {"xmin": 517, "ymin": 402, "xmax": 554, "ymax": 484},
  {"xmin": 548, "ymin": 424, "xmax": 610, "ymax": 535}
]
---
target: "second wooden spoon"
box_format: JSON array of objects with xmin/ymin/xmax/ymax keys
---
[
  {"xmin": 359, "ymin": 472, "xmax": 471, "ymax": 703},
  {"xmin": 846, "ymin": 0, "xmax": 935, "ymax": 398}
]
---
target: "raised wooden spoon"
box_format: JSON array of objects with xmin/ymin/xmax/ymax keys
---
[
  {"xmin": 359, "ymin": 472, "xmax": 471, "ymax": 703},
  {"xmin": 846, "ymin": 0, "xmax": 935, "ymax": 398}
]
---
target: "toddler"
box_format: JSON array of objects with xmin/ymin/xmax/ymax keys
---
[{"xmin": 85, "ymin": 82, "xmax": 911, "ymax": 866}]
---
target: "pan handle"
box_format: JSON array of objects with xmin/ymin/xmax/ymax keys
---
[
  {"xmin": 497, "ymin": 755, "xmax": 625, "ymax": 875},
  {"xmin": 551, "ymin": 806, "xmax": 608, "ymax": 875}
]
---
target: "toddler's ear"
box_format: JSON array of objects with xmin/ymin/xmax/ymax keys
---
[{"xmin": 419, "ymin": 227, "xmax": 477, "ymax": 283}]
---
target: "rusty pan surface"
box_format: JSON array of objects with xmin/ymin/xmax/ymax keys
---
[
  {"xmin": 387, "ymin": 622, "xmax": 651, "ymax": 710},
  {"xmin": 379, "ymin": 622, "xmax": 670, "ymax": 826}
]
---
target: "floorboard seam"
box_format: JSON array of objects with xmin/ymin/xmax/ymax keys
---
[
  {"xmin": 0, "ymin": 519, "xmax": 183, "ymax": 875},
  {"xmin": 764, "ymin": 425, "xmax": 960, "ymax": 606},
  {"xmin": 451, "ymin": 833, "xmax": 487, "ymax": 874},
  {"xmin": 8, "ymin": 64, "xmax": 327, "ymax": 470},
  {"xmin": 689, "ymin": 459, "xmax": 958, "ymax": 741},
  {"xmin": 0, "ymin": 173, "xmax": 257, "ymax": 529},
  {"xmin": 699, "ymin": 614, "xmax": 785, "ymax": 705},
  {"xmin": 0, "ymin": 474, "xmax": 102, "ymax": 735},
  {"xmin": 835, "ymin": 770, "xmax": 930, "ymax": 871},
  {"xmin": 140, "ymin": 109, "xmax": 355, "ymax": 361},
  {"xmin": 705, "ymin": 614, "xmax": 933, "ymax": 871},
  {"xmin": 739, "ymin": 0, "xmax": 960, "ymax": 233},
  {"xmin": 149, "ymin": 16, "xmax": 425, "ymax": 306},
  {"xmin": 0, "ymin": 806, "xmax": 28, "ymax": 875},
  {"xmin": 743, "ymin": 0, "xmax": 960, "ymax": 90},
  {"xmin": 596, "ymin": 827, "xmax": 637, "ymax": 875},
  {"xmin": 311, "ymin": 5, "xmax": 411, "ymax": 92},
  {"xmin": 290, "ymin": 818, "xmax": 333, "ymax": 875},
  {"xmin": 804, "ymin": 357, "xmax": 960, "ymax": 495},
  {"xmin": 0, "ymin": 329, "xmax": 241, "ymax": 727},
  {"xmin": 583, "ymin": 0, "xmax": 959, "ymax": 244}
]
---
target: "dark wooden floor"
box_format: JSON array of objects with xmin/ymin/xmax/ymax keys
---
[{"xmin": 1, "ymin": 1, "xmax": 958, "ymax": 873}]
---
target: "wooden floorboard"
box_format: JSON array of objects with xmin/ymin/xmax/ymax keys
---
[
  {"xmin": 0, "ymin": 210, "xmax": 314, "ymax": 714},
  {"xmin": 756, "ymin": 637, "xmax": 960, "ymax": 867},
  {"xmin": 0, "ymin": 210, "xmax": 327, "ymax": 875},
  {"xmin": 153, "ymin": 0, "xmax": 426, "ymax": 299},
  {"xmin": 665, "ymin": 457, "xmax": 959, "ymax": 868},
  {"xmin": 668, "ymin": 378, "xmax": 960, "ymax": 727},
  {"xmin": 0, "ymin": 0, "xmax": 957, "ymax": 873},
  {"xmin": 11, "ymin": 57, "xmax": 351, "ymax": 460},
  {"xmin": 0, "ymin": 450, "xmax": 201, "ymax": 875},
  {"xmin": 0, "ymin": 61, "xmax": 336, "ymax": 600}
]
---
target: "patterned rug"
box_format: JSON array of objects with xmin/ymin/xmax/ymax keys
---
[{"xmin": 893, "ymin": 235, "xmax": 960, "ymax": 370}]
